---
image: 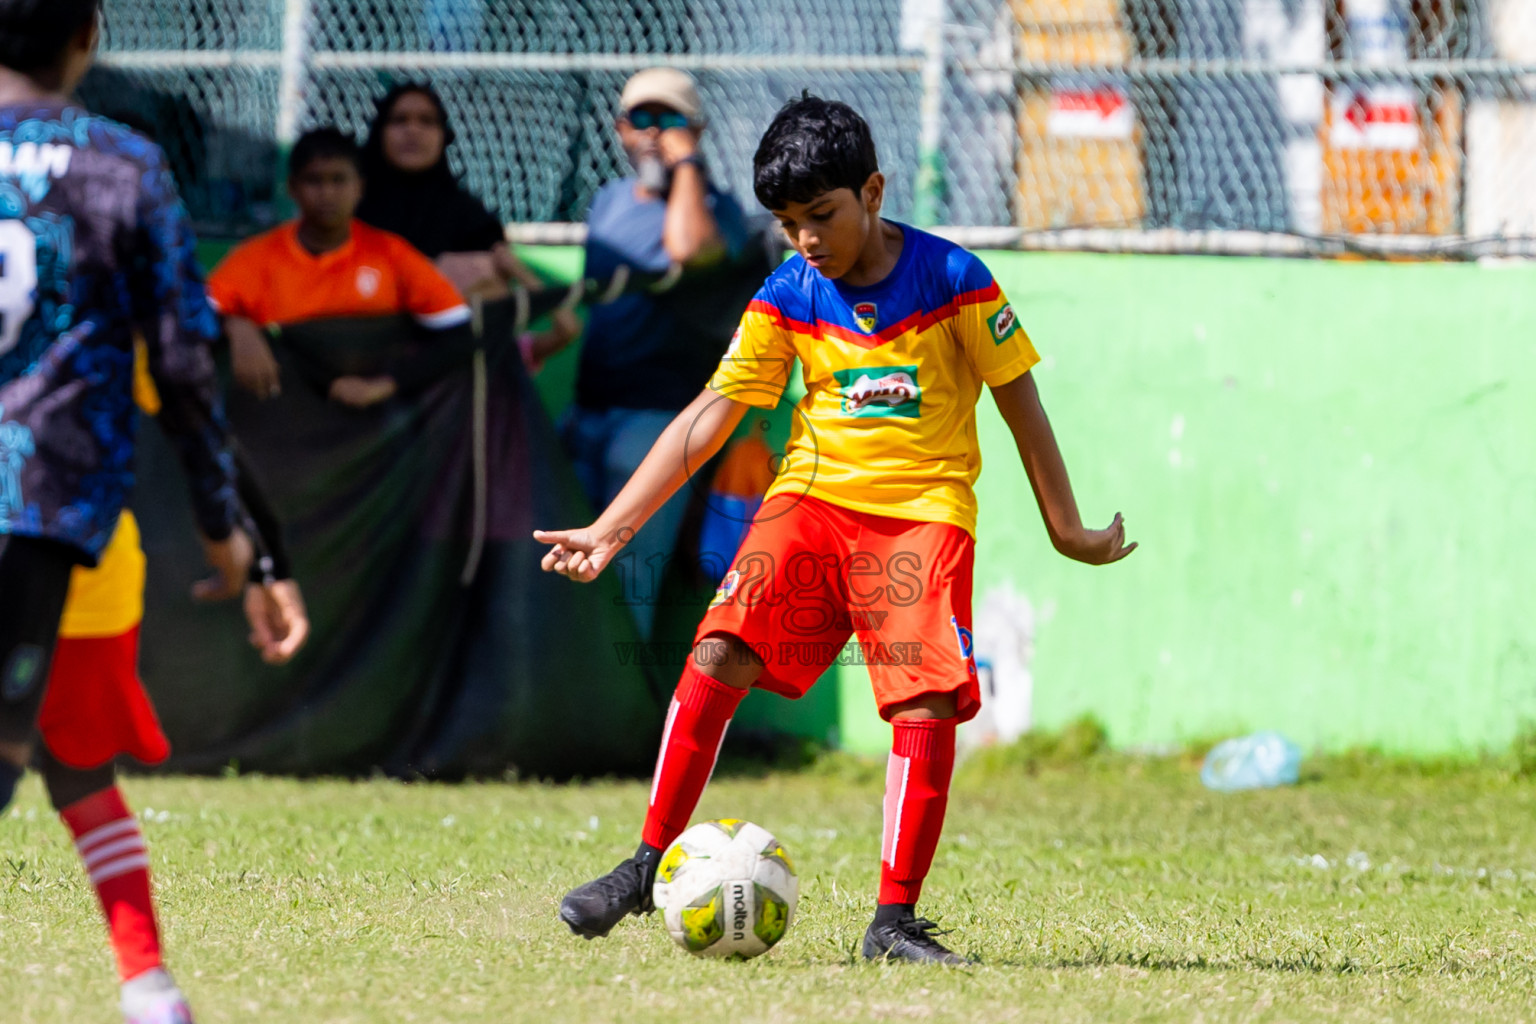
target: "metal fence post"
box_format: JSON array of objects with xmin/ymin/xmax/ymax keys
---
[
  {"xmin": 275, "ymin": 0, "xmax": 314, "ymax": 207},
  {"xmin": 914, "ymin": 0, "xmax": 949, "ymax": 226}
]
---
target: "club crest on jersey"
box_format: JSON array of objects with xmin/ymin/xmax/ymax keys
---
[
  {"xmin": 833, "ymin": 365, "xmax": 921, "ymax": 418},
  {"xmin": 988, "ymin": 303, "xmax": 1018, "ymax": 344},
  {"xmin": 710, "ymin": 569, "xmax": 741, "ymax": 608},
  {"xmin": 356, "ymin": 266, "xmax": 382, "ymax": 299},
  {"xmin": 951, "ymin": 616, "xmax": 977, "ymax": 675},
  {"xmin": 853, "ymin": 302, "xmax": 877, "ymax": 334}
]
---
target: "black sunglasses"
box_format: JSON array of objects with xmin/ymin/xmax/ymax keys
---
[{"xmin": 626, "ymin": 109, "xmax": 690, "ymax": 131}]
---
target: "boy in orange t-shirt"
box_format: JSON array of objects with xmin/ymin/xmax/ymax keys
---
[{"xmin": 207, "ymin": 128, "xmax": 472, "ymax": 409}]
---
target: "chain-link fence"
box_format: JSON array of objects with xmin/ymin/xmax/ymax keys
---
[{"xmin": 89, "ymin": 0, "xmax": 1536, "ymax": 255}]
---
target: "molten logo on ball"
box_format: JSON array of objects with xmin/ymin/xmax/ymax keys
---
[{"xmin": 653, "ymin": 819, "xmax": 799, "ymax": 959}]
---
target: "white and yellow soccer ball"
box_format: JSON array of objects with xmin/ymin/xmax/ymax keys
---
[{"xmin": 652, "ymin": 819, "xmax": 798, "ymax": 959}]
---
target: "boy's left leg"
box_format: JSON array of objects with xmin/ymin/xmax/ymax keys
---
[
  {"xmin": 36, "ymin": 567, "xmax": 190, "ymax": 1023},
  {"xmin": 863, "ymin": 701, "xmax": 966, "ymax": 965},
  {"xmin": 855, "ymin": 516, "xmax": 978, "ymax": 965},
  {"xmin": 38, "ymin": 748, "xmax": 194, "ymax": 1024}
]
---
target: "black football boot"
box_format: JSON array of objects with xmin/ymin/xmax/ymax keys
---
[
  {"xmin": 861, "ymin": 904, "xmax": 970, "ymax": 965},
  {"xmin": 559, "ymin": 843, "xmax": 663, "ymax": 939}
]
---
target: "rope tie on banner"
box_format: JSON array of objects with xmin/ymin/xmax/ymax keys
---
[
  {"xmin": 557, "ymin": 277, "xmax": 586, "ymax": 315},
  {"xmin": 460, "ymin": 294, "xmax": 490, "ymax": 587},
  {"xmin": 512, "ymin": 281, "xmax": 531, "ymax": 335},
  {"xmin": 648, "ymin": 261, "xmax": 684, "ymax": 293},
  {"xmin": 596, "ymin": 263, "xmax": 629, "ymax": 305}
]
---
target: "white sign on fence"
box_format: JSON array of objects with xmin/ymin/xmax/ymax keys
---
[
  {"xmin": 1330, "ymin": 85, "xmax": 1419, "ymax": 150},
  {"xmin": 1048, "ymin": 86, "xmax": 1134, "ymax": 140}
]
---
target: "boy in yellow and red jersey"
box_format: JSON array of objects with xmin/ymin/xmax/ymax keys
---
[{"xmin": 538, "ymin": 96, "xmax": 1135, "ymax": 963}]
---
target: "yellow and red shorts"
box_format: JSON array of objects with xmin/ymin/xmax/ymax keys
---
[
  {"xmin": 36, "ymin": 512, "xmax": 171, "ymax": 769},
  {"xmin": 696, "ymin": 494, "xmax": 980, "ymax": 723}
]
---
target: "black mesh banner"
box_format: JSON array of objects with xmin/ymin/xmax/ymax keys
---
[{"xmin": 131, "ymin": 301, "xmax": 666, "ymax": 778}]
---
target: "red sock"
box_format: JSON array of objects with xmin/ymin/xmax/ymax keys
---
[
  {"xmin": 642, "ymin": 662, "xmax": 747, "ymax": 850},
  {"xmin": 879, "ymin": 717, "xmax": 957, "ymax": 905},
  {"xmin": 60, "ymin": 786, "xmax": 163, "ymax": 982}
]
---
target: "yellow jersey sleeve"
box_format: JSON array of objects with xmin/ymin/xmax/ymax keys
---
[
  {"xmin": 953, "ymin": 259, "xmax": 1040, "ymax": 387},
  {"xmin": 708, "ymin": 296, "xmax": 797, "ymax": 409}
]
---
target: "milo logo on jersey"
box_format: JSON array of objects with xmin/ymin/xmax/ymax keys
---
[
  {"xmin": 853, "ymin": 302, "xmax": 877, "ymax": 333},
  {"xmin": 833, "ymin": 365, "xmax": 921, "ymax": 418},
  {"xmin": 988, "ymin": 303, "xmax": 1019, "ymax": 344}
]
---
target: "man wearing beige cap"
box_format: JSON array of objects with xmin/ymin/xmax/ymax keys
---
[{"xmin": 550, "ymin": 67, "xmax": 748, "ymax": 641}]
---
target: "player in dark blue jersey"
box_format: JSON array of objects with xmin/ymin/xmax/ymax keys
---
[
  {"xmin": 0, "ymin": 0, "xmax": 250, "ymax": 797},
  {"xmin": 0, "ymin": 4, "xmax": 296, "ymax": 1022}
]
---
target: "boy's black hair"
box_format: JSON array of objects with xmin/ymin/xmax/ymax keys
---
[
  {"xmin": 0, "ymin": 0, "xmax": 99, "ymax": 74},
  {"xmin": 289, "ymin": 127, "xmax": 362, "ymax": 179},
  {"xmin": 752, "ymin": 94, "xmax": 878, "ymax": 211}
]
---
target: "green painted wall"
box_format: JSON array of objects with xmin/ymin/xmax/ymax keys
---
[
  {"xmin": 522, "ymin": 247, "xmax": 1536, "ymax": 755},
  {"xmin": 962, "ymin": 252, "xmax": 1536, "ymax": 756}
]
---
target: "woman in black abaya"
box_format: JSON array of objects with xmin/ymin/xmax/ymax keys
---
[{"xmin": 357, "ymin": 82, "xmax": 578, "ymax": 358}]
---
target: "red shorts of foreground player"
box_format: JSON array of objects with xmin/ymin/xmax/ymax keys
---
[
  {"xmin": 36, "ymin": 625, "xmax": 171, "ymax": 770},
  {"xmin": 696, "ymin": 493, "xmax": 980, "ymax": 722}
]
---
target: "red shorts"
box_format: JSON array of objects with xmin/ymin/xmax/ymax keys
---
[
  {"xmin": 696, "ymin": 494, "xmax": 980, "ymax": 723},
  {"xmin": 35, "ymin": 624, "xmax": 171, "ymax": 769}
]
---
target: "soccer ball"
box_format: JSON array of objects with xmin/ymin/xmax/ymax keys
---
[{"xmin": 652, "ymin": 819, "xmax": 798, "ymax": 959}]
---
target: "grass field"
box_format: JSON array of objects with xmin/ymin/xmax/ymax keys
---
[{"xmin": 5, "ymin": 749, "xmax": 1536, "ymax": 1023}]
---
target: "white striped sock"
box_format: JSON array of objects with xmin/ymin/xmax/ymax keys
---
[
  {"xmin": 74, "ymin": 818, "xmax": 140, "ymax": 857},
  {"xmin": 80, "ymin": 833, "xmax": 146, "ymax": 869},
  {"xmin": 89, "ymin": 852, "xmax": 151, "ymax": 886},
  {"xmin": 882, "ymin": 754, "xmax": 912, "ymax": 868},
  {"xmin": 650, "ymin": 698, "xmax": 682, "ymax": 806},
  {"xmin": 76, "ymin": 816, "xmax": 148, "ymax": 885}
]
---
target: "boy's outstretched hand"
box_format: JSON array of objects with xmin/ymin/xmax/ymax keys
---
[
  {"xmin": 533, "ymin": 526, "xmax": 627, "ymax": 582},
  {"xmin": 1055, "ymin": 511, "xmax": 1137, "ymax": 566}
]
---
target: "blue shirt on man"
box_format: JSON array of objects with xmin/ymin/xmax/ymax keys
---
[{"xmin": 576, "ymin": 177, "xmax": 749, "ymax": 412}]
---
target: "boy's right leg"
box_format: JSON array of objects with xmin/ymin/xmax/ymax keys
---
[
  {"xmin": 558, "ymin": 494, "xmax": 850, "ymax": 940},
  {"xmin": 559, "ymin": 636, "xmax": 759, "ymax": 939},
  {"xmin": 38, "ymin": 748, "xmax": 195, "ymax": 1024},
  {"xmin": 0, "ymin": 535, "xmax": 76, "ymax": 811},
  {"xmin": 853, "ymin": 516, "xmax": 978, "ymax": 965}
]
